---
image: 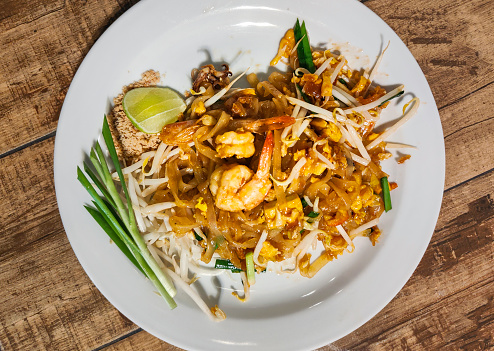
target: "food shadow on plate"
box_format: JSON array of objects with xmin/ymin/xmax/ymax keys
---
[
  {"xmin": 224, "ymin": 246, "xmax": 377, "ymax": 319},
  {"xmin": 372, "ymin": 91, "xmax": 417, "ymax": 133},
  {"xmin": 191, "ymin": 275, "xmax": 223, "ymax": 307}
]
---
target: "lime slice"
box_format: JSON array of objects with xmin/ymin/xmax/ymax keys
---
[{"xmin": 122, "ymin": 87, "xmax": 186, "ymax": 134}]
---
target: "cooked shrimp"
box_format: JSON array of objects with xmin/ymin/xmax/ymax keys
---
[
  {"xmin": 229, "ymin": 115, "xmax": 295, "ymax": 133},
  {"xmin": 210, "ymin": 131, "xmax": 274, "ymax": 211},
  {"xmin": 215, "ymin": 131, "xmax": 255, "ymax": 158},
  {"xmin": 160, "ymin": 120, "xmax": 200, "ymax": 145}
]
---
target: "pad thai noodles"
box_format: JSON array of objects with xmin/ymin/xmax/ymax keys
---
[{"xmin": 84, "ymin": 20, "xmax": 420, "ymax": 321}]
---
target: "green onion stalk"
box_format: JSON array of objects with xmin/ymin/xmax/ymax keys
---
[{"xmin": 78, "ymin": 117, "xmax": 177, "ymax": 309}]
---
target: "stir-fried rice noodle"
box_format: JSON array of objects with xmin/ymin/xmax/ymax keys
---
[{"xmin": 109, "ymin": 28, "xmax": 419, "ymax": 320}]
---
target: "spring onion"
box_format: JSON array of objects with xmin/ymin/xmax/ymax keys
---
[
  {"xmin": 294, "ymin": 19, "xmax": 316, "ymax": 73},
  {"xmin": 307, "ymin": 211, "xmax": 319, "ymax": 218},
  {"xmin": 338, "ymin": 78, "xmax": 349, "ymax": 88},
  {"xmin": 380, "ymin": 176, "xmax": 392, "ymax": 212},
  {"xmin": 245, "ymin": 252, "xmax": 255, "ymax": 286},
  {"xmin": 215, "ymin": 259, "xmax": 242, "ymax": 273},
  {"xmin": 378, "ymin": 90, "xmax": 405, "ymax": 107},
  {"xmin": 78, "ymin": 117, "xmax": 177, "ymax": 309},
  {"xmin": 296, "ymin": 84, "xmax": 312, "ymax": 103}
]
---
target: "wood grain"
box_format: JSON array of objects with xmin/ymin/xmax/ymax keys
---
[
  {"xmin": 0, "ymin": 0, "xmax": 493, "ymax": 350},
  {"xmin": 0, "ymin": 0, "xmax": 138, "ymax": 156},
  {"xmin": 365, "ymin": 0, "xmax": 494, "ymax": 110}
]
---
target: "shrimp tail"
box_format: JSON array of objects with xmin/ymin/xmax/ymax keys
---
[
  {"xmin": 230, "ymin": 116, "xmax": 295, "ymax": 133},
  {"xmin": 257, "ymin": 131, "xmax": 274, "ymax": 177},
  {"xmin": 247, "ymin": 116, "xmax": 295, "ymax": 133},
  {"xmin": 160, "ymin": 120, "xmax": 200, "ymax": 145}
]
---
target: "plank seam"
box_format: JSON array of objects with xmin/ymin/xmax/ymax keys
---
[
  {"xmin": 0, "ymin": 131, "xmax": 56, "ymax": 160},
  {"xmin": 340, "ymin": 275, "xmax": 494, "ymax": 349},
  {"xmin": 444, "ymin": 115, "xmax": 494, "ymax": 139},
  {"xmin": 91, "ymin": 328, "xmax": 142, "ymax": 351},
  {"xmin": 2, "ymin": 4, "xmax": 65, "ymax": 33},
  {"xmin": 438, "ymin": 80, "xmax": 494, "ymax": 112},
  {"xmin": 444, "ymin": 167, "xmax": 494, "ymax": 194}
]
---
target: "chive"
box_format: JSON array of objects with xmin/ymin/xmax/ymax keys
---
[
  {"xmin": 294, "ymin": 19, "xmax": 316, "ymax": 73},
  {"xmin": 300, "ymin": 197, "xmax": 308, "ymax": 208},
  {"xmin": 296, "ymin": 84, "xmax": 311, "ymax": 103},
  {"xmin": 380, "ymin": 176, "xmax": 392, "ymax": 212},
  {"xmin": 338, "ymin": 78, "xmax": 349, "ymax": 88},
  {"xmin": 333, "ymin": 95, "xmax": 347, "ymax": 106},
  {"xmin": 215, "ymin": 259, "xmax": 242, "ymax": 273},
  {"xmin": 102, "ymin": 118, "xmax": 176, "ymax": 298},
  {"xmin": 307, "ymin": 211, "xmax": 319, "ymax": 218},
  {"xmin": 78, "ymin": 168, "xmax": 176, "ymax": 309},
  {"xmin": 214, "ymin": 235, "xmax": 225, "ymax": 250},
  {"xmin": 245, "ymin": 252, "xmax": 255, "ymax": 285},
  {"xmin": 378, "ymin": 90, "xmax": 404, "ymax": 107},
  {"xmin": 77, "ymin": 116, "xmax": 178, "ymax": 309},
  {"xmin": 84, "ymin": 205, "xmax": 144, "ymax": 274}
]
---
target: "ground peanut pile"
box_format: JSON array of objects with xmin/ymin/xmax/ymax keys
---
[{"xmin": 106, "ymin": 70, "xmax": 162, "ymax": 165}]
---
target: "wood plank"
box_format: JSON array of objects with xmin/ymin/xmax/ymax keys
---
[
  {"xmin": 100, "ymin": 330, "xmax": 182, "ymax": 351},
  {"xmin": 444, "ymin": 108, "xmax": 494, "ymax": 190},
  {"xmin": 365, "ymin": 0, "xmax": 494, "ymax": 109},
  {"xmin": 332, "ymin": 279, "xmax": 493, "ymax": 350},
  {"xmin": 0, "ymin": 137, "xmax": 137, "ymax": 350},
  {"xmin": 440, "ymin": 81, "xmax": 494, "ymax": 189},
  {"xmin": 0, "ymin": 138, "xmax": 59, "ymax": 259},
  {"xmin": 0, "ymin": 222, "xmax": 136, "ymax": 351},
  {"xmin": 0, "ymin": 0, "xmax": 137, "ymax": 155}
]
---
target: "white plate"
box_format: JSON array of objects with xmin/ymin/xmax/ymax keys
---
[{"xmin": 54, "ymin": 0, "xmax": 445, "ymax": 350}]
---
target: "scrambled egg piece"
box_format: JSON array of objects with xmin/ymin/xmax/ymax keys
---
[
  {"xmin": 370, "ymin": 174, "xmax": 381, "ymax": 194},
  {"xmin": 215, "ymin": 131, "xmax": 255, "ymax": 158},
  {"xmin": 264, "ymin": 194, "xmax": 303, "ymax": 230},
  {"xmin": 259, "ymin": 241, "xmax": 280, "ymax": 261},
  {"xmin": 193, "ymin": 101, "xmax": 206, "ymax": 116},
  {"xmin": 321, "ymin": 70, "xmax": 333, "ymax": 97},
  {"xmin": 311, "ymin": 119, "xmax": 342, "ymax": 143},
  {"xmin": 321, "ymin": 231, "xmax": 347, "ymax": 256},
  {"xmin": 195, "ymin": 197, "xmax": 208, "ymax": 217},
  {"xmin": 351, "ymin": 76, "xmax": 369, "ymax": 96},
  {"xmin": 293, "ymin": 149, "xmax": 306, "ymax": 161}
]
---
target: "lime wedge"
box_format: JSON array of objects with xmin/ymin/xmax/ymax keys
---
[{"xmin": 122, "ymin": 87, "xmax": 186, "ymax": 134}]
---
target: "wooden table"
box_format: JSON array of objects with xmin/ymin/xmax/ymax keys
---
[{"xmin": 1, "ymin": 0, "xmax": 493, "ymax": 350}]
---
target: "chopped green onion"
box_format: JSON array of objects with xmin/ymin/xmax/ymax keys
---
[
  {"xmin": 215, "ymin": 259, "xmax": 242, "ymax": 273},
  {"xmin": 307, "ymin": 211, "xmax": 319, "ymax": 218},
  {"xmin": 338, "ymin": 78, "xmax": 349, "ymax": 88},
  {"xmin": 378, "ymin": 90, "xmax": 404, "ymax": 107},
  {"xmin": 78, "ymin": 117, "xmax": 177, "ymax": 309},
  {"xmin": 214, "ymin": 235, "xmax": 225, "ymax": 249},
  {"xmin": 300, "ymin": 197, "xmax": 308, "ymax": 208},
  {"xmin": 380, "ymin": 176, "xmax": 392, "ymax": 212},
  {"xmin": 194, "ymin": 232, "xmax": 203, "ymax": 241},
  {"xmin": 294, "ymin": 19, "xmax": 316, "ymax": 73},
  {"xmin": 245, "ymin": 252, "xmax": 255, "ymax": 286},
  {"xmin": 296, "ymin": 84, "xmax": 311, "ymax": 103},
  {"xmin": 84, "ymin": 204, "xmax": 144, "ymax": 274}
]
